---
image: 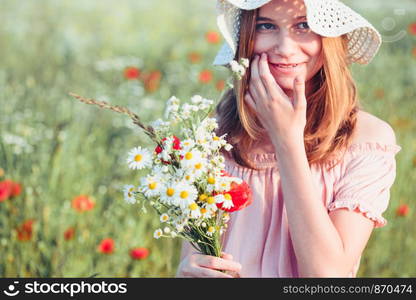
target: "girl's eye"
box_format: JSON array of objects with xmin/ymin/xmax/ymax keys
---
[
  {"xmin": 297, "ymin": 22, "xmax": 310, "ymax": 29},
  {"xmin": 255, "ymin": 23, "xmax": 275, "ymax": 31}
]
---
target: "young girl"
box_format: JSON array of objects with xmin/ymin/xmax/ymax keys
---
[{"xmin": 176, "ymin": 0, "xmax": 401, "ymax": 277}]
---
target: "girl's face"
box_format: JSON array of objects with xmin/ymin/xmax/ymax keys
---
[{"xmin": 253, "ymin": 0, "xmax": 323, "ymax": 95}]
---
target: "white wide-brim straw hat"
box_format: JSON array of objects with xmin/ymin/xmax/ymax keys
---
[{"xmin": 213, "ymin": 0, "xmax": 382, "ymax": 66}]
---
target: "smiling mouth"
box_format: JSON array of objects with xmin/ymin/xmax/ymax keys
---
[{"xmin": 268, "ymin": 62, "xmax": 304, "ymax": 73}]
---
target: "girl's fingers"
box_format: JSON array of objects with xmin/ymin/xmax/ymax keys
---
[
  {"xmin": 244, "ymin": 92, "xmax": 256, "ymax": 112},
  {"xmin": 258, "ymin": 53, "xmax": 286, "ymax": 100},
  {"xmin": 293, "ymin": 75, "xmax": 307, "ymax": 111},
  {"xmin": 198, "ymin": 255, "xmax": 242, "ymax": 273},
  {"xmin": 250, "ymin": 55, "xmax": 268, "ymax": 100}
]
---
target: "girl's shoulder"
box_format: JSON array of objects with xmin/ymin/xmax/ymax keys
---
[{"xmin": 351, "ymin": 110, "xmax": 397, "ymax": 146}]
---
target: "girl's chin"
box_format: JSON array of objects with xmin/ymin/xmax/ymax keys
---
[{"xmin": 273, "ymin": 76, "xmax": 296, "ymax": 90}]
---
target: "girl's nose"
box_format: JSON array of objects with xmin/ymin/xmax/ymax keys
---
[{"xmin": 272, "ymin": 32, "xmax": 297, "ymax": 59}]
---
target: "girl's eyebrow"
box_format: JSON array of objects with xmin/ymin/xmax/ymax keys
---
[{"xmin": 257, "ymin": 15, "xmax": 307, "ymax": 22}]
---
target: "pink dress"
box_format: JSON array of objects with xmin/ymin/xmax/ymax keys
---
[{"xmin": 217, "ymin": 141, "xmax": 401, "ymax": 277}]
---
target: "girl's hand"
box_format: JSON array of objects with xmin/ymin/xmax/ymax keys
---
[
  {"xmin": 176, "ymin": 252, "xmax": 242, "ymax": 278},
  {"xmin": 245, "ymin": 53, "xmax": 307, "ymax": 146}
]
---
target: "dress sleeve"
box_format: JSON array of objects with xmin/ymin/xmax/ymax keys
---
[{"xmin": 328, "ymin": 142, "xmax": 401, "ymax": 228}]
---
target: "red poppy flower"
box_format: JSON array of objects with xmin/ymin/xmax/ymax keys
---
[
  {"xmin": 215, "ymin": 171, "xmax": 253, "ymax": 212},
  {"xmin": 98, "ymin": 238, "xmax": 115, "ymax": 254},
  {"xmin": 16, "ymin": 219, "xmax": 34, "ymax": 241},
  {"xmin": 396, "ymin": 204, "xmax": 410, "ymax": 217},
  {"xmin": 374, "ymin": 88, "xmax": 384, "ymax": 99},
  {"xmin": 188, "ymin": 52, "xmax": 202, "ymax": 64},
  {"xmin": 71, "ymin": 195, "xmax": 95, "ymax": 212},
  {"xmin": 408, "ymin": 22, "xmax": 416, "ymax": 35},
  {"xmin": 142, "ymin": 70, "xmax": 162, "ymax": 92},
  {"xmin": 216, "ymin": 79, "xmax": 226, "ymax": 91},
  {"xmin": 64, "ymin": 227, "xmax": 76, "ymax": 241},
  {"xmin": 124, "ymin": 67, "xmax": 141, "ymax": 80},
  {"xmin": 0, "ymin": 180, "xmax": 12, "ymax": 202},
  {"xmin": 130, "ymin": 247, "xmax": 150, "ymax": 260},
  {"xmin": 199, "ymin": 70, "xmax": 213, "ymax": 84},
  {"xmin": 0, "ymin": 180, "xmax": 21, "ymax": 202},
  {"xmin": 205, "ymin": 31, "xmax": 220, "ymax": 44},
  {"xmin": 154, "ymin": 136, "xmax": 182, "ymax": 164}
]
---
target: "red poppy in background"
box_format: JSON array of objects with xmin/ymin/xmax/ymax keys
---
[
  {"xmin": 124, "ymin": 67, "xmax": 141, "ymax": 80},
  {"xmin": 98, "ymin": 238, "xmax": 115, "ymax": 254},
  {"xmin": 130, "ymin": 247, "xmax": 150, "ymax": 260},
  {"xmin": 188, "ymin": 52, "xmax": 202, "ymax": 64},
  {"xmin": 374, "ymin": 88, "xmax": 385, "ymax": 99},
  {"xmin": 408, "ymin": 22, "xmax": 416, "ymax": 35},
  {"xmin": 0, "ymin": 180, "xmax": 22, "ymax": 202},
  {"xmin": 396, "ymin": 204, "xmax": 410, "ymax": 217},
  {"xmin": 142, "ymin": 70, "xmax": 162, "ymax": 93},
  {"xmin": 216, "ymin": 79, "xmax": 225, "ymax": 91},
  {"xmin": 199, "ymin": 70, "xmax": 213, "ymax": 84},
  {"xmin": 64, "ymin": 227, "xmax": 76, "ymax": 241},
  {"xmin": 16, "ymin": 219, "xmax": 34, "ymax": 241},
  {"xmin": 205, "ymin": 31, "xmax": 220, "ymax": 44},
  {"xmin": 71, "ymin": 195, "xmax": 95, "ymax": 212}
]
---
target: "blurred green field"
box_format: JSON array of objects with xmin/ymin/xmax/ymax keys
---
[{"xmin": 0, "ymin": 0, "xmax": 415, "ymax": 277}]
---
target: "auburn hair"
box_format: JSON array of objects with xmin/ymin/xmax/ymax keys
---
[{"xmin": 214, "ymin": 9, "xmax": 361, "ymax": 171}]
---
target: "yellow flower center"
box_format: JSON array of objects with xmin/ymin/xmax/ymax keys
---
[
  {"xmin": 199, "ymin": 194, "xmax": 208, "ymax": 202},
  {"xmin": 200, "ymin": 208, "xmax": 207, "ymax": 214},
  {"xmin": 194, "ymin": 163, "xmax": 202, "ymax": 169},
  {"xmin": 207, "ymin": 177, "xmax": 215, "ymax": 184},
  {"xmin": 189, "ymin": 203, "xmax": 198, "ymax": 210},
  {"xmin": 162, "ymin": 215, "xmax": 168, "ymax": 221},
  {"xmin": 180, "ymin": 191, "xmax": 189, "ymax": 199},
  {"xmin": 213, "ymin": 136, "xmax": 220, "ymax": 141},
  {"xmin": 134, "ymin": 154, "xmax": 142, "ymax": 162},
  {"xmin": 208, "ymin": 226, "xmax": 215, "ymax": 233},
  {"xmin": 127, "ymin": 192, "xmax": 132, "ymax": 197},
  {"xmin": 148, "ymin": 182, "xmax": 157, "ymax": 190},
  {"xmin": 185, "ymin": 152, "xmax": 193, "ymax": 160},
  {"xmin": 185, "ymin": 175, "xmax": 191, "ymax": 180},
  {"xmin": 207, "ymin": 197, "xmax": 215, "ymax": 204},
  {"xmin": 224, "ymin": 193, "xmax": 232, "ymax": 201},
  {"xmin": 166, "ymin": 188, "xmax": 175, "ymax": 197}
]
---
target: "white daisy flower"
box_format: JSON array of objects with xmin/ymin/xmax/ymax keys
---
[
  {"xmin": 185, "ymin": 202, "xmax": 202, "ymax": 219},
  {"xmin": 126, "ymin": 147, "xmax": 152, "ymax": 170},
  {"xmin": 170, "ymin": 231, "xmax": 177, "ymax": 238},
  {"xmin": 240, "ymin": 57, "xmax": 250, "ymax": 68},
  {"xmin": 163, "ymin": 226, "xmax": 171, "ymax": 234},
  {"xmin": 123, "ymin": 185, "xmax": 136, "ymax": 204},
  {"xmin": 203, "ymin": 196, "xmax": 218, "ymax": 212},
  {"xmin": 160, "ymin": 182, "xmax": 179, "ymax": 206},
  {"xmin": 140, "ymin": 174, "xmax": 162, "ymax": 198},
  {"xmin": 180, "ymin": 139, "xmax": 195, "ymax": 151},
  {"xmin": 206, "ymin": 226, "xmax": 216, "ymax": 237},
  {"xmin": 180, "ymin": 148, "xmax": 204, "ymax": 169},
  {"xmin": 200, "ymin": 207, "xmax": 212, "ymax": 219},
  {"xmin": 160, "ymin": 213, "xmax": 169, "ymax": 223},
  {"xmin": 176, "ymin": 182, "xmax": 198, "ymax": 209},
  {"xmin": 153, "ymin": 229, "xmax": 163, "ymax": 239},
  {"xmin": 215, "ymin": 193, "xmax": 234, "ymax": 210},
  {"xmin": 191, "ymin": 95, "xmax": 203, "ymax": 104}
]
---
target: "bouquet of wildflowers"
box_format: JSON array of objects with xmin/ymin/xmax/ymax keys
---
[{"xmin": 70, "ymin": 57, "xmax": 251, "ymax": 258}]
